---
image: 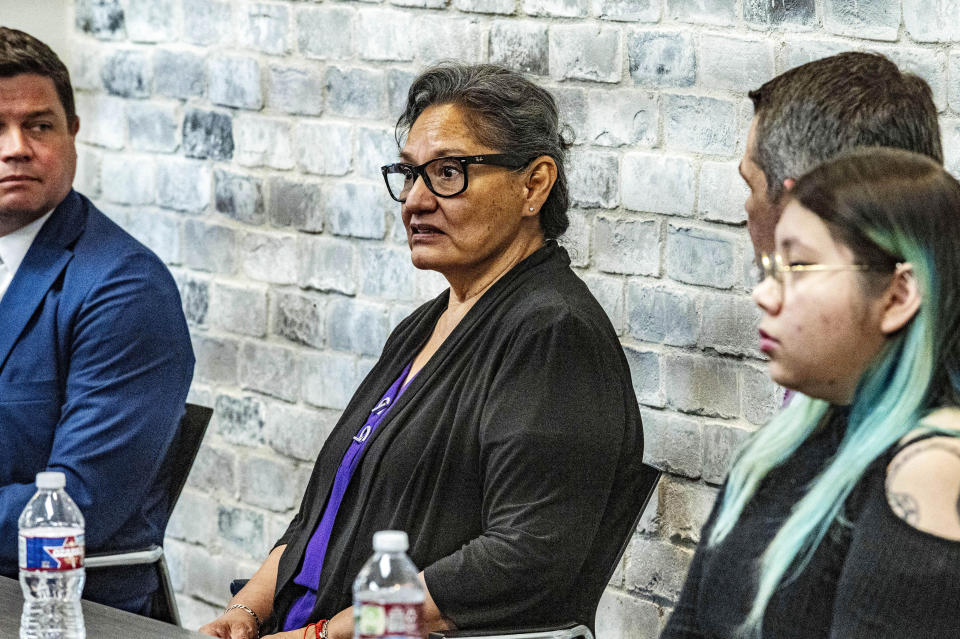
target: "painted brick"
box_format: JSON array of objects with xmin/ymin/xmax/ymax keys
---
[
  {"xmin": 666, "ymin": 0, "xmax": 736, "ymax": 25},
  {"xmin": 455, "ymin": 0, "xmax": 516, "ymax": 15},
  {"xmin": 100, "ymin": 154, "xmax": 154, "ymax": 205},
  {"xmin": 184, "ymin": 543, "xmax": 260, "ymax": 604},
  {"xmin": 903, "ymin": 0, "xmax": 960, "ymax": 42},
  {"xmin": 594, "ymin": 0, "xmax": 659, "ymax": 22},
  {"xmin": 75, "ymin": 147, "xmax": 101, "ymax": 198},
  {"xmin": 208, "ymin": 56, "xmax": 263, "ymax": 110},
  {"xmin": 183, "ymin": 0, "xmax": 232, "ymax": 46},
  {"xmin": 325, "ymin": 182, "xmax": 390, "ymax": 239},
  {"xmin": 167, "ymin": 490, "xmax": 219, "ymax": 544},
  {"xmin": 622, "ymin": 152, "xmax": 696, "ymax": 215},
  {"xmin": 665, "ymin": 225, "xmax": 737, "ymax": 289},
  {"xmin": 388, "ymin": 69, "xmax": 417, "ymax": 115},
  {"xmin": 191, "ymin": 334, "xmax": 239, "ymax": 385},
  {"xmin": 267, "ymin": 65, "xmax": 324, "ymax": 116},
  {"xmin": 75, "ymin": 0, "xmax": 125, "ymax": 39},
  {"xmin": 325, "ymin": 67, "xmax": 386, "ymax": 118},
  {"xmin": 392, "ymin": 0, "xmax": 447, "ymax": 10},
  {"xmin": 239, "ymin": 342, "xmax": 300, "ymax": 402},
  {"xmin": 581, "ymin": 272, "xmax": 626, "ymax": 334},
  {"xmin": 184, "ymin": 445, "xmax": 236, "ymax": 496},
  {"xmin": 272, "ymin": 291, "xmax": 325, "ymax": 349},
  {"xmin": 174, "ymin": 591, "xmax": 223, "ymax": 630},
  {"xmin": 234, "ymin": 115, "xmax": 294, "ymax": 169},
  {"xmin": 951, "ymin": 53, "xmax": 960, "ymax": 114},
  {"xmin": 664, "ymin": 94, "xmax": 737, "ymax": 156},
  {"xmin": 585, "ymin": 89, "xmax": 657, "ymax": 147},
  {"xmin": 662, "ymin": 353, "xmax": 740, "ymax": 418},
  {"xmin": 781, "ymin": 38, "xmax": 855, "ymax": 72},
  {"xmin": 302, "ymin": 352, "xmax": 363, "ymax": 410},
  {"xmin": 240, "ymin": 2, "xmax": 290, "ymax": 55},
  {"xmin": 298, "ymin": 237, "xmax": 357, "ymax": 295},
  {"xmin": 627, "ymin": 30, "xmax": 696, "ymax": 88},
  {"xmin": 123, "ymin": 210, "xmax": 179, "ymax": 264},
  {"xmin": 549, "ymin": 24, "xmax": 622, "ymax": 83},
  {"xmin": 742, "ymin": 362, "xmax": 783, "ymax": 425},
  {"xmin": 356, "ymin": 126, "xmax": 398, "ymax": 180},
  {"xmin": 217, "ymin": 505, "xmax": 265, "ymax": 560},
  {"xmin": 359, "ymin": 246, "xmax": 418, "ymax": 301},
  {"xmin": 126, "ymin": 102, "xmax": 179, "ymax": 153},
  {"xmin": 239, "ymin": 455, "xmax": 305, "ymax": 512},
  {"xmin": 126, "ymin": 0, "xmax": 178, "ymax": 42},
  {"xmin": 823, "ymin": 0, "xmax": 899, "ymax": 41},
  {"xmin": 265, "ymin": 403, "xmax": 339, "ymax": 461},
  {"xmin": 75, "ymin": 94, "xmax": 126, "ymax": 150},
  {"xmin": 156, "ymin": 158, "xmax": 212, "ymax": 213},
  {"xmin": 213, "ymin": 394, "xmax": 266, "ymax": 446},
  {"xmin": 641, "ymin": 408, "xmax": 703, "ymax": 478},
  {"xmin": 154, "ymin": 50, "xmax": 205, "ymax": 99},
  {"xmin": 214, "ymin": 169, "xmax": 264, "ymax": 225},
  {"xmin": 567, "ymin": 149, "xmax": 619, "ymax": 208},
  {"xmin": 525, "ymin": 0, "xmax": 588, "ymax": 17},
  {"xmin": 627, "ymin": 284, "xmax": 698, "ymax": 347},
  {"xmin": 327, "ymin": 298, "xmax": 392, "ymax": 357},
  {"xmin": 702, "ymin": 420, "xmax": 753, "ymax": 484},
  {"xmin": 697, "ymin": 34, "xmax": 775, "ymax": 92},
  {"xmin": 211, "ymin": 282, "xmax": 268, "ymax": 337},
  {"xmin": 240, "ymin": 232, "xmax": 298, "ymax": 285},
  {"xmin": 416, "ymin": 17, "xmax": 486, "ymax": 65},
  {"xmin": 743, "ymin": 0, "xmax": 816, "ymax": 26},
  {"xmin": 298, "ymin": 6, "xmax": 355, "ymax": 60},
  {"xmin": 595, "ymin": 590, "xmax": 661, "ymax": 639},
  {"xmin": 268, "ymin": 178, "xmax": 324, "ymax": 232},
  {"xmin": 553, "ymin": 86, "xmax": 587, "ymax": 145},
  {"xmin": 182, "ymin": 109, "xmax": 234, "ymax": 161},
  {"xmin": 593, "ymin": 215, "xmax": 659, "ymax": 276},
  {"xmin": 178, "ymin": 274, "xmax": 209, "ymax": 326},
  {"xmin": 658, "ymin": 475, "xmax": 717, "ymax": 543},
  {"xmin": 699, "ymin": 160, "xmax": 748, "ymax": 225},
  {"xmin": 183, "ymin": 220, "xmax": 237, "ymax": 275},
  {"xmin": 294, "ymin": 121, "xmax": 352, "ymax": 176},
  {"xmin": 356, "ymin": 9, "xmax": 417, "ymax": 61},
  {"xmin": 71, "ymin": 48, "xmax": 103, "ymax": 92},
  {"xmin": 560, "ymin": 208, "xmax": 590, "ymax": 267},
  {"xmin": 699, "ymin": 292, "xmax": 760, "ymax": 357},
  {"xmin": 624, "ymin": 536, "xmax": 693, "ymax": 600},
  {"xmin": 623, "ymin": 346, "xmax": 661, "ymax": 408},
  {"xmin": 490, "ymin": 21, "xmax": 550, "ymax": 75}
]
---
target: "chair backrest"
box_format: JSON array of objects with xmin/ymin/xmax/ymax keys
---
[{"xmin": 160, "ymin": 403, "xmax": 213, "ymax": 521}]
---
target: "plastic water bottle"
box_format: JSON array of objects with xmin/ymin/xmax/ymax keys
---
[
  {"xmin": 353, "ymin": 531, "xmax": 425, "ymax": 639},
  {"xmin": 19, "ymin": 471, "xmax": 86, "ymax": 639}
]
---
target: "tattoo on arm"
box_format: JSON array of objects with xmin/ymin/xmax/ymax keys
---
[{"xmin": 888, "ymin": 491, "xmax": 920, "ymax": 525}]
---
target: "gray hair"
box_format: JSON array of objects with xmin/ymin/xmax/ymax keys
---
[{"xmin": 396, "ymin": 63, "xmax": 571, "ymax": 239}]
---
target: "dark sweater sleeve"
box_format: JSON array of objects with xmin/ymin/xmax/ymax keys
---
[
  {"xmin": 828, "ymin": 482, "xmax": 960, "ymax": 638},
  {"xmin": 423, "ymin": 309, "xmax": 631, "ymax": 627}
]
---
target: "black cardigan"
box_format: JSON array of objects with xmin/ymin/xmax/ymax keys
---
[{"xmin": 269, "ymin": 242, "xmax": 646, "ymax": 632}]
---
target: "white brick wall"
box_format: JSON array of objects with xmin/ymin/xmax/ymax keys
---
[{"xmin": 64, "ymin": 0, "xmax": 960, "ymax": 635}]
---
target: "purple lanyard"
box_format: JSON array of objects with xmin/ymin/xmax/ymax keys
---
[{"xmin": 283, "ymin": 362, "xmax": 414, "ymax": 631}]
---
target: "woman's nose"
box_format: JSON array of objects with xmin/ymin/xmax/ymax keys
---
[
  {"xmin": 752, "ymin": 276, "xmax": 782, "ymax": 315},
  {"xmin": 402, "ymin": 173, "xmax": 437, "ymax": 213}
]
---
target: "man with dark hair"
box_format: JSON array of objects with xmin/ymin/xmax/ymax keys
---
[
  {"xmin": 0, "ymin": 27, "xmax": 194, "ymax": 614},
  {"xmin": 740, "ymin": 51, "xmax": 942, "ymax": 261}
]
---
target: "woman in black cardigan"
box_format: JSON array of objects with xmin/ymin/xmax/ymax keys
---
[{"xmin": 201, "ymin": 63, "xmax": 646, "ymax": 639}]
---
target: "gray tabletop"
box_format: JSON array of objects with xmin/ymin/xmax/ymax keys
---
[{"xmin": 0, "ymin": 575, "xmax": 208, "ymax": 639}]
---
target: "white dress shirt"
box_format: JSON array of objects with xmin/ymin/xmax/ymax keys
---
[{"xmin": 0, "ymin": 210, "xmax": 54, "ymax": 302}]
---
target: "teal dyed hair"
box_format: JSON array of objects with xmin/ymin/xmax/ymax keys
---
[{"xmin": 709, "ymin": 148, "xmax": 960, "ymax": 636}]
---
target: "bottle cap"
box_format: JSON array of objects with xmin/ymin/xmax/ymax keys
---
[
  {"xmin": 373, "ymin": 530, "xmax": 409, "ymax": 553},
  {"xmin": 36, "ymin": 472, "xmax": 66, "ymax": 490}
]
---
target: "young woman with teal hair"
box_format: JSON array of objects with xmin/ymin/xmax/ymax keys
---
[{"xmin": 662, "ymin": 147, "xmax": 960, "ymax": 638}]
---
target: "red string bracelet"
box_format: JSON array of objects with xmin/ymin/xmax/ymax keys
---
[
  {"xmin": 304, "ymin": 623, "xmax": 316, "ymax": 639},
  {"xmin": 316, "ymin": 619, "xmax": 329, "ymax": 639}
]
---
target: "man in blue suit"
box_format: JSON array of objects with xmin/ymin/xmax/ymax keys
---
[{"xmin": 0, "ymin": 28, "xmax": 194, "ymax": 614}]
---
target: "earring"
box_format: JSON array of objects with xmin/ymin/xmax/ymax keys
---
[{"xmin": 529, "ymin": 207, "xmax": 534, "ymax": 212}]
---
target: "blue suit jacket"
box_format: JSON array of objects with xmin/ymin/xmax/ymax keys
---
[{"xmin": 0, "ymin": 191, "xmax": 194, "ymax": 611}]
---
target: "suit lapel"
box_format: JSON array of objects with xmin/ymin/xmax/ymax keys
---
[{"xmin": 0, "ymin": 191, "xmax": 86, "ymax": 371}]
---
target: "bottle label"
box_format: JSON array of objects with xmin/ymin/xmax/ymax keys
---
[
  {"xmin": 18, "ymin": 534, "xmax": 85, "ymax": 571},
  {"xmin": 356, "ymin": 602, "xmax": 422, "ymax": 639}
]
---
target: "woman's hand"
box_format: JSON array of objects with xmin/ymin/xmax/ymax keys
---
[{"xmin": 198, "ymin": 608, "xmax": 259, "ymax": 638}]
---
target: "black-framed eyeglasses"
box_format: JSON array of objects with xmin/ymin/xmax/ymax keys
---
[
  {"xmin": 380, "ymin": 154, "xmax": 532, "ymax": 203},
  {"xmin": 759, "ymin": 251, "xmax": 873, "ymax": 291}
]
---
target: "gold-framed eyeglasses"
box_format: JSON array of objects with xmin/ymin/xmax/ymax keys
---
[{"xmin": 759, "ymin": 252, "xmax": 872, "ymax": 288}]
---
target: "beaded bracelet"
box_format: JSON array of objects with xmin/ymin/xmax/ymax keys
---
[{"xmin": 226, "ymin": 603, "xmax": 262, "ymax": 638}]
